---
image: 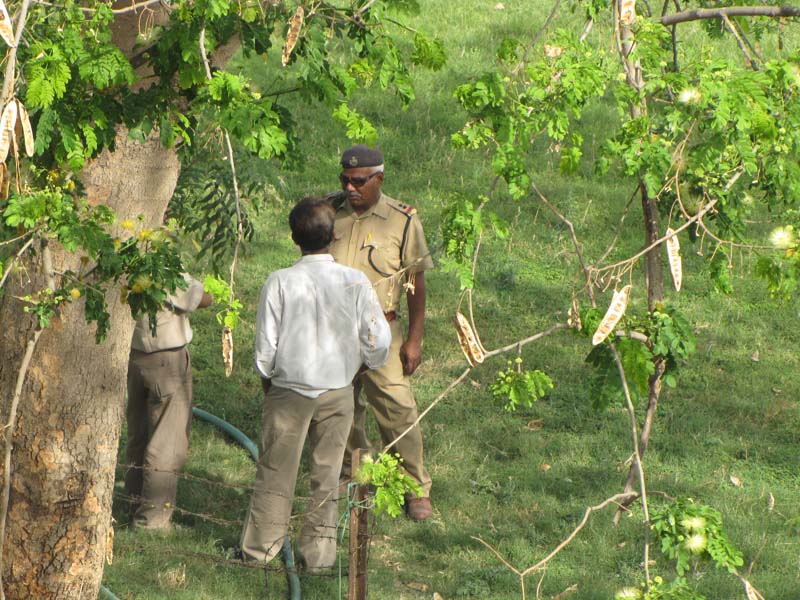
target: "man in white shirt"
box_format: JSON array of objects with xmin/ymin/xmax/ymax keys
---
[{"xmin": 240, "ymin": 197, "xmax": 391, "ymax": 571}]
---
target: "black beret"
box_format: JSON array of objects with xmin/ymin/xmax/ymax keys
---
[{"xmin": 340, "ymin": 145, "xmax": 383, "ymax": 169}]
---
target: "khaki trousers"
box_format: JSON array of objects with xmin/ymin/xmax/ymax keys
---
[
  {"xmin": 346, "ymin": 319, "xmax": 432, "ymax": 496},
  {"xmin": 240, "ymin": 384, "xmax": 353, "ymax": 569},
  {"xmin": 125, "ymin": 347, "xmax": 192, "ymax": 529}
]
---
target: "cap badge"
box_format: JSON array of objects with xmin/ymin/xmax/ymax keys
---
[{"xmin": 349, "ymin": 156, "xmax": 359, "ymax": 166}]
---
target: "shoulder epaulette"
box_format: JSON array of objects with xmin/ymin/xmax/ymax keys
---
[
  {"xmin": 324, "ymin": 191, "xmax": 347, "ymax": 209},
  {"xmin": 389, "ymin": 200, "xmax": 417, "ymax": 217}
]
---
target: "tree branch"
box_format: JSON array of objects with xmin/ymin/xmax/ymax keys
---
[
  {"xmin": 472, "ymin": 490, "xmax": 642, "ymax": 595},
  {"xmin": 609, "ymin": 345, "xmax": 651, "ymax": 583},
  {"xmin": 661, "ymin": 5, "xmax": 800, "ymax": 27}
]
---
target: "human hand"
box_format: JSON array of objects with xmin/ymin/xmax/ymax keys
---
[{"xmin": 399, "ymin": 339, "xmax": 422, "ymax": 376}]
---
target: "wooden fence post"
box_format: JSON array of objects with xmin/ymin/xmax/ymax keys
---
[{"xmin": 348, "ymin": 449, "xmax": 370, "ymax": 600}]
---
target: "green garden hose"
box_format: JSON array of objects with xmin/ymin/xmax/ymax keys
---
[
  {"xmin": 98, "ymin": 585, "xmax": 120, "ymax": 600},
  {"xmin": 192, "ymin": 406, "xmax": 302, "ymax": 600}
]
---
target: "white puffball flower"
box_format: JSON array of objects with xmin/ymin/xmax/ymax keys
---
[
  {"xmin": 684, "ymin": 533, "xmax": 708, "ymax": 554},
  {"xmin": 678, "ymin": 88, "xmax": 702, "ymax": 105},
  {"xmin": 769, "ymin": 226, "xmax": 795, "ymax": 249},
  {"xmin": 680, "ymin": 516, "xmax": 707, "ymax": 532},
  {"xmin": 615, "ymin": 588, "xmax": 642, "ymax": 600}
]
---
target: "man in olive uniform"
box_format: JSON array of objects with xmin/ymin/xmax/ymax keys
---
[
  {"xmin": 125, "ymin": 274, "xmax": 212, "ymax": 530},
  {"xmin": 329, "ymin": 145, "xmax": 435, "ymax": 520}
]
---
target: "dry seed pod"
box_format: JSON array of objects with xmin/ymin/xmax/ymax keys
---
[
  {"xmin": 0, "ymin": 0, "xmax": 15, "ymax": 48},
  {"xmin": 665, "ymin": 227, "xmax": 682, "ymax": 291},
  {"xmin": 0, "ymin": 163, "xmax": 8, "ymax": 200},
  {"xmin": 0, "ymin": 99, "xmax": 18, "ymax": 163},
  {"xmin": 15, "ymin": 99, "xmax": 33, "ymax": 157},
  {"xmin": 619, "ymin": 0, "xmax": 636, "ymax": 25},
  {"xmin": 281, "ymin": 6, "xmax": 304, "ymax": 66},
  {"xmin": 567, "ymin": 295, "xmax": 582, "ymax": 330},
  {"xmin": 455, "ymin": 311, "xmax": 485, "ymax": 366},
  {"xmin": 222, "ymin": 326, "xmax": 233, "ymax": 377},
  {"xmin": 105, "ymin": 524, "xmax": 114, "ymax": 565},
  {"xmin": 592, "ymin": 284, "xmax": 632, "ymax": 345}
]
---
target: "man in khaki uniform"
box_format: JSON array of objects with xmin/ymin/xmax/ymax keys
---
[
  {"xmin": 329, "ymin": 145, "xmax": 435, "ymax": 520},
  {"xmin": 125, "ymin": 274, "xmax": 212, "ymax": 530}
]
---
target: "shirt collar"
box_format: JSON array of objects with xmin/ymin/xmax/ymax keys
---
[
  {"xmin": 295, "ymin": 253, "xmax": 334, "ymax": 265},
  {"xmin": 343, "ymin": 193, "xmax": 390, "ymax": 220}
]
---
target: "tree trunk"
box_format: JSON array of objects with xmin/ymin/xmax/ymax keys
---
[{"xmin": 0, "ymin": 132, "xmax": 179, "ymax": 599}]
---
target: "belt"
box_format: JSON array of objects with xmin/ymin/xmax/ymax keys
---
[{"xmin": 384, "ymin": 311, "xmax": 396, "ymax": 322}]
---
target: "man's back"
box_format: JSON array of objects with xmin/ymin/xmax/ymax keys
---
[{"xmin": 255, "ymin": 254, "xmax": 390, "ymax": 397}]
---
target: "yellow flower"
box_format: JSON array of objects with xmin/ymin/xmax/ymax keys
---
[
  {"xmin": 120, "ymin": 219, "xmax": 135, "ymax": 231},
  {"xmin": 69, "ymin": 288, "xmax": 81, "ymax": 300},
  {"xmin": 138, "ymin": 228, "xmax": 153, "ymax": 241}
]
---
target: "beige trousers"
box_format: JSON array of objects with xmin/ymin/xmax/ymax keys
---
[
  {"xmin": 240, "ymin": 384, "xmax": 353, "ymax": 569},
  {"xmin": 346, "ymin": 319, "xmax": 432, "ymax": 496},
  {"xmin": 125, "ymin": 347, "xmax": 192, "ymax": 529}
]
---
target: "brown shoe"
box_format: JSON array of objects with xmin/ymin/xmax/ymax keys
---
[{"xmin": 405, "ymin": 496, "xmax": 433, "ymax": 521}]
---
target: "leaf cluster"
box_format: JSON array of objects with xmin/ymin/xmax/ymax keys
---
[
  {"xmin": 651, "ymin": 498, "xmax": 744, "ymax": 578},
  {"xmin": 357, "ymin": 452, "xmax": 422, "ymax": 518},
  {"xmin": 439, "ymin": 196, "xmax": 507, "ymax": 290},
  {"xmin": 490, "ymin": 358, "xmax": 553, "ymax": 412}
]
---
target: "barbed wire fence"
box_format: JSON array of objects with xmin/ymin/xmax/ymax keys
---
[{"xmin": 111, "ymin": 459, "xmax": 379, "ymax": 598}]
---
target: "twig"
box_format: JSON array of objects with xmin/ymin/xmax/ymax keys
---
[
  {"xmin": 595, "ymin": 185, "xmax": 638, "ymax": 266},
  {"xmin": 0, "ymin": 328, "xmax": 41, "ymax": 600},
  {"xmin": 472, "ymin": 491, "xmax": 641, "ymax": 595},
  {"xmin": 593, "ymin": 197, "xmax": 718, "ymax": 276},
  {"xmin": 379, "ymin": 367, "xmax": 471, "ymax": 455},
  {"xmin": 483, "ymin": 323, "xmax": 566, "ymax": 359},
  {"xmin": 609, "ymin": 345, "xmax": 651, "ymax": 583},
  {"xmin": 531, "ymin": 182, "xmax": 595, "ymax": 304},
  {"xmin": 0, "ymin": 214, "xmax": 54, "ymax": 599},
  {"xmin": 0, "ymin": 235, "xmax": 35, "ymax": 290},
  {"xmin": 721, "ymin": 14, "xmax": 758, "ymax": 70},
  {"xmin": 199, "ymin": 25, "xmax": 244, "ymax": 370},
  {"xmin": 33, "ymin": 0, "xmax": 167, "ymax": 15},
  {"xmin": 1, "ymin": 0, "xmax": 32, "ymax": 104}
]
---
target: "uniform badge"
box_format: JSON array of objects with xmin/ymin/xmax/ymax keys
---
[{"xmin": 349, "ymin": 156, "xmax": 359, "ymax": 166}]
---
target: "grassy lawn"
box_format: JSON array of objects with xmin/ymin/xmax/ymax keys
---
[{"xmin": 104, "ymin": 1, "xmax": 800, "ymax": 598}]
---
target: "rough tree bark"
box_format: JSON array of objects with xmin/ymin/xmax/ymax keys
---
[{"xmin": 0, "ymin": 131, "xmax": 180, "ymax": 598}]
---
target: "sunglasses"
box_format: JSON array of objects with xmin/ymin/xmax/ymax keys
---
[{"xmin": 339, "ymin": 172, "xmax": 381, "ymax": 188}]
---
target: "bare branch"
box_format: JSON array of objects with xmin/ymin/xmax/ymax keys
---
[
  {"xmin": 531, "ymin": 182, "xmax": 595, "ymax": 304},
  {"xmin": 200, "ymin": 25, "xmax": 244, "ymax": 373},
  {"xmin": 661, "ymin": 5, "xmax": 800, "ymax": 27},
  {"xmin": 0, "ymin": 235, "xmax": 35, "ymax": 290},
  {"xmin": 2, "ymin": 0, "xmax": 32, "ymax": 104},
  {"xmin": 379, "ymin": 367, "xmax": 472, "ymax": 455},
  {"xmin": 513, "ymin": 492, "xmax": 640, "ymax": 577},
  {"xmin": 33, "ymin": 0, "xmax": 166, "ymax": 15},
  {"xmin": 483, "ymin": 323, "xmax": 566, "ymax": 359},
  {"xmin": 609, "ymin": 345, "xmax": 651, "ymax": 582},
  {"xmin": 0, "ymin": 328, "xmax": 42, "ymax": 600},
  {"xmin": 721, "ymin": 14, "xmax": 758, "ymax": 70},
  {"xmin": 593, "ymin": 197, "xmax": 718, "ymax": 277}
]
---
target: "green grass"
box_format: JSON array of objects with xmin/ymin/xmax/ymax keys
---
[{"xmin": 104, "ymin": 2, "xmax": 800, "ymax": 598}]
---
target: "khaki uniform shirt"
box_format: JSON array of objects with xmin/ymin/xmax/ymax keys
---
[
  {"xmin": 130, "ymin": 274, "xmax": 206, "ymax": 353},
  {"xmin": 330, "ymin": 193, "xmax": 434, "ymax": 313}
]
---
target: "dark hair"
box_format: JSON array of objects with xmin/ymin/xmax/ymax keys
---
[{"xmin": 289, "ymin": 197, "xmax": 335, "ymax": 252}]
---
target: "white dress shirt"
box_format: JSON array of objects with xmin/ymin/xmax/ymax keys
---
[{"xmin": 254, "ymin": 254, "xmax": 391, "ymax": 398}]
